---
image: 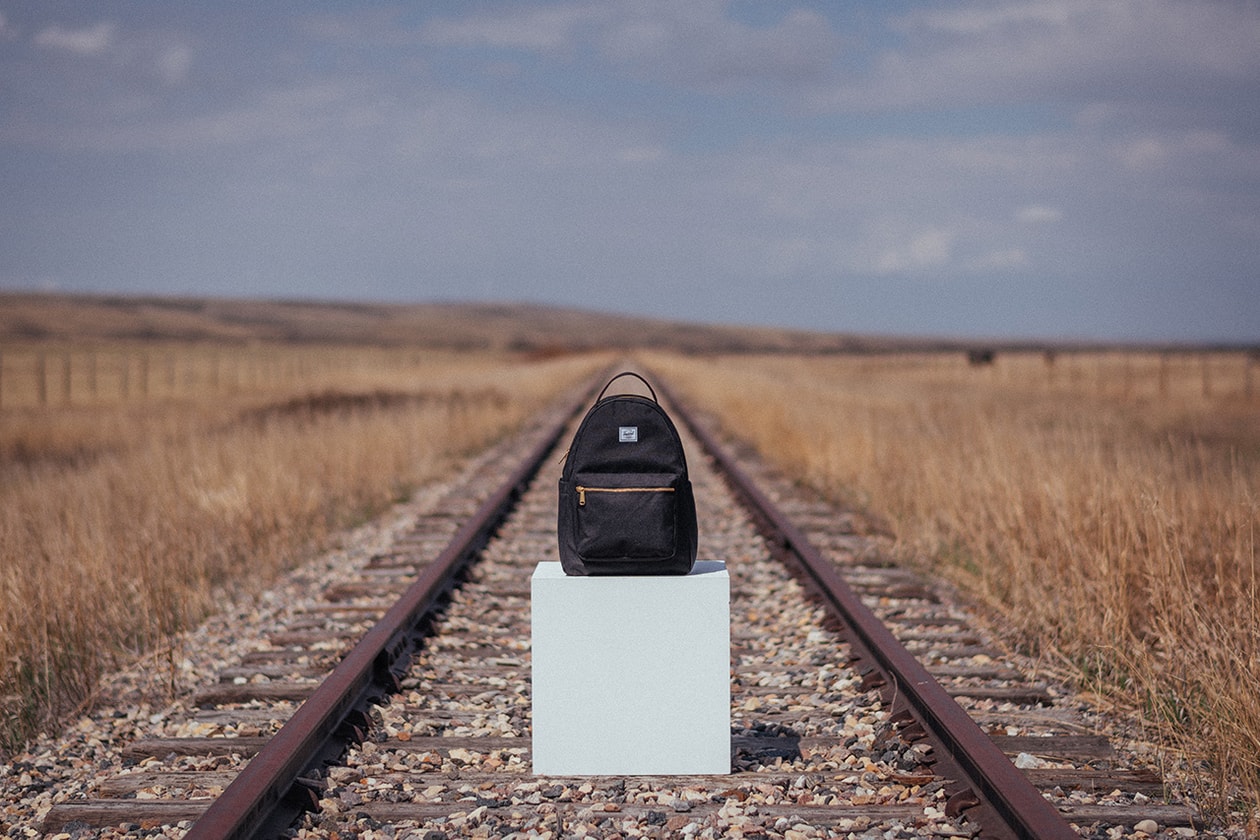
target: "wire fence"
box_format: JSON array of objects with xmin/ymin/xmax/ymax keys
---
[
  {"xmin": 0, "ymin": 345, "xmax": 436, "ymax": 409},
  {"xmin": 0, "ymin": 345, "xmax": 1256, "ymax": 410}
]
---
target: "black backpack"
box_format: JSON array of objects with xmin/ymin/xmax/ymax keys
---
[{"xmin": 558, "ymin": 372, "xmax": 698, "ymax": 576}]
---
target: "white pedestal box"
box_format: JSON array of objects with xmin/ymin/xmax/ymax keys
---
[{"xmin": 530, "ymin": 560, "xmax": 730, "ymax": 775}]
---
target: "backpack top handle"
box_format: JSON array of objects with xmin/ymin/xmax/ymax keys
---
[{"xmin": 596, "ymin": 371, "xmax": 658, "ymax": 404}]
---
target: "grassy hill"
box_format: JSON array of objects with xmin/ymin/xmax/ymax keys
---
[{"xmin": 0, "ymin": 292, "xmax": 915, "ymax": 354}]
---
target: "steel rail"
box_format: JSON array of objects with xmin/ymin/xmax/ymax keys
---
[
  {"xmin": 184, "ymin": 379, "xmax": 599, "ymax": 840},
  {"xmin": 660, "ymin": 379, "xmax": 1079, "ymax": 840}
]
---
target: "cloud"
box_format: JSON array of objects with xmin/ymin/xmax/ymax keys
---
[
  {"xmin": 26, "ymin": 17, "xmax": 193, "ymax": 94},
  {"xmin": 913, "ymin": 3, "xmax": 1077, "ymax": 35},
  {"xmin": 167, "ymin": 80, "xmax": 377, "ymax": 150},
  {"xmin": 17, "ymin": 75, "xmax": 372, "ymax": 154},
  {"xmin": 872, "ymin": 227, "xmax": 956, "ymax": 275},
  {"xmin": 618, "ymin": 145, "xmax": 666, "ymax": 164},
  {"xmin": 423, "ymin": 2, "xmax": 840, "ymax": 92},
  {"xmin": 410, "ymin": 2, "xmax": 570, "ymax": 51},
  {"xmin": 815, "ymin": 0, "xmax": 1260, "ymax": 120},
  {"xmin": 1104, "ymin": 130, "xmax": 1248, "ymax": 184},
  {"xmin": 968, "ymin": 248, "xmax": 1028, "ymax": 271},
  {"xmin": 423, "ymin": 3, "xmax": 602, "ymax": 53},
  {"xmin": 156, "ymin": 43, "xmax": 192, "ymax": 85},
  {"xmin": 597, "ymin": 3, "xmax": 839, "ymax": 90},
  {"xmin": 1017, "ymin": 205, "xmax": 1063, "ymax": 224},
  {"xmin": 35, "ymin": 21, "xmax": 116, "ymax": 55}
]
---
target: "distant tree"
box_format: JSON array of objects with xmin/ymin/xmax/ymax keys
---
[{"xmin": 967, "ymin": 348, "xmax": 996, "ymax": 366}]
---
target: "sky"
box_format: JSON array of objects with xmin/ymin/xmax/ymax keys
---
[{"xmin": 1, "ymin": 1, "xmax": 1258, "ymax": 343}]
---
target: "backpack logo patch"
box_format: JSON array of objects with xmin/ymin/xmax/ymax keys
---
[{"xmin": 618, "ymin": 426, "xmax": 639, "ymax": 443}]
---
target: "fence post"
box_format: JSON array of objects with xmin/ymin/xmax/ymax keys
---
[
  {"xmin": 62, "ymin": 351, "xmax": 72, "ymax": 406},
  {"xmin": 37, "ymin": 352, "xmax": 48, "ymax": 406}
]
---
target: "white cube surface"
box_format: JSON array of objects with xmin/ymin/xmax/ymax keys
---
[{"xmin": 531, "ymin": 560, "xmax": 730, "ymax": 775}]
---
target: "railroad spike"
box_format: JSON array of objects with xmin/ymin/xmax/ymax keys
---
[
  {"xmin": 281, "ymin": 779, "xmax": 322, "ymax": 814},
  {"xmin": 335, "ymin": 722, "xmax": 366, "ymax": 745},
  {"xmin": 860, "ymin": 668, "xmax": 887, "ymax": 690},
  {"xmin": 945, "ymin": 787, "xmax": 981, "ymax": 817},
  {"xmin": 345, "ymin": 708, "xmax": 372, "ymax": 730},
  {"xmin": 895, "ymin": 720, "xmax": 927, "ymax": 742},
  {"xmin": 888, "ymin": 708, "xmax": 915, "ymax": 725}
]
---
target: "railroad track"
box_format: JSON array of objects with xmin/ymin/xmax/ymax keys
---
[{"xmin": 38, "ymin": 370, "xmax": 1200, "ymax": 839}]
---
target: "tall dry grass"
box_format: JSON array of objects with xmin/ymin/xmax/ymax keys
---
[
  {"xmin": 0, "ymin": 347, "xmax": 603, "ymax": 754},
  {"xmin": 655, "ymin": 351, "xmax": 1259, "ymax": 825}
]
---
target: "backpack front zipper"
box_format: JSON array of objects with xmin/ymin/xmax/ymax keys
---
[{"xmin": 576, "ymin": 485, "xmax": 675, "ymax": 506}]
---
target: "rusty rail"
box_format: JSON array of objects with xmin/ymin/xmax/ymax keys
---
[
  {"xmin": 660, "ymin": 380, "xmax": 1080, "ymax": 840},
  {"xmin": 183, "ymin": 380, "xmax": 598, "ymax": 840}
]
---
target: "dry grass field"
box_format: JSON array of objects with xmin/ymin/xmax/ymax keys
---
[
  {"xmin": 4, "ymin": 293, "xmax": 1258, "ymax": 826},
  {"xmin": 0, "ymin": 329, "xmax": 606, "ymax": 754},
  {"xmin": 654, "ymin": 350, "xmax": 1259, "ymax": 823}
]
